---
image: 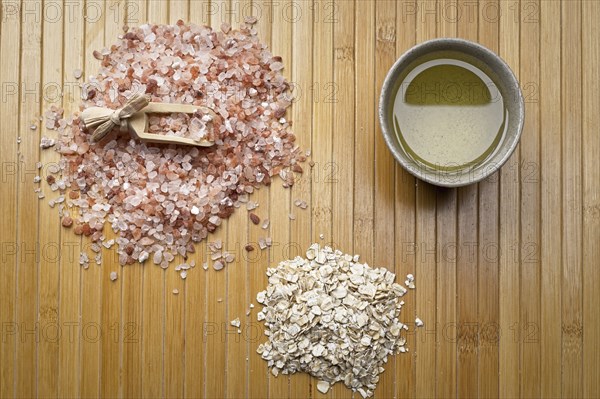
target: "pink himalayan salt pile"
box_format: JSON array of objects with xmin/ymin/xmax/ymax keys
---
[{"xmin": 43, "ymin": 21, "xmax": 304, "ymax": 268}]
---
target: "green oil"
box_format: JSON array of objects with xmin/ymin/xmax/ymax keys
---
[{"xmin": 393, "ymin": 52, "xmax": 508, "ymax": 170}]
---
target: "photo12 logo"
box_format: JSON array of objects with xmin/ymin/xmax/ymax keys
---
[
  {"xmin": 399, "ymin": 1, "xmax": 539, "ymax": 24},
  {"xmin": 1, "ymin": 1, "xmax": 138, "ymax": 24}
]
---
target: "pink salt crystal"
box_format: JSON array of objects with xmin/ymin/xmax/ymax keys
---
[
  {"xmin": 40, "ymin": 136, "xmax": 55, "ymax": 149},
  {"xmin": 270, "ymin": 62, "xmax": 284, "ymax": 71},
  {"xmin": 294, "ymin": 199, "xmax": 308, "ymax": 209},
  {"xmin": 139, "ymin": 237, "xmax": 154, "ymax": 246},
  {"xmin": 163, "ymin": 252, "xmax": 175, "ymax": 268},
  {"xmin": 213, "ymin": 261, "xmax": 224, "ymax": 271},
  {"xmin": 139, "ymin": 251, "xmax": 149, "ymax": 262},
  {"xmin": 258, "ymin": 238, "xmax": 267, "ymax": 250},
  {"xmin": 144, "ymin": 32, "xmax": 156, "ymax": 43}
]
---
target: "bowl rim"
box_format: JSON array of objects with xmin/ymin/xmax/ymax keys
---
[{"xmin": 378, "ymin": 37, "xmax": 525, "ymax": 188}]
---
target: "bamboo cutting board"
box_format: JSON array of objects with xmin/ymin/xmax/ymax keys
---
[{"xmin": 1, "ymin": 1, "xmax": 599, "ymax": 398}]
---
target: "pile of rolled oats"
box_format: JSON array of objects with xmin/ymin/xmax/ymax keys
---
[{"xmin": 256, "ymin": 244, "xmax": 414, "ymax": 398}]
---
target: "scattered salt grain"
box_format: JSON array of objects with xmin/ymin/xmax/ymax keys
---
[
  {"xmin": 244, "ymin": 15, "xmax": 257, "ymax": 25},
  {"xmin": 61, "ymin": 216, "xmax": 73, "ymax": 227},
  {"xmin": 172, "ymin": 289, "xmax": 179, "ymax": 295},
  {"xmin": 230, "ymin": 318, "xmax": 241, "ymax": 327},
  {"xmin": 415, "ymin": 317, "xmax": 424, "ymax": 327},
  {"xmin": 40, "ymin": 136, "xmax": 55, "ymax": 149},
  {"xmin": 213, "ymin": 261, "xmax": 224, "ymax": 271},
  {"xmin": 249, "ymin": 213, "xmax": 260, "ymax": 225},
  {"xmin": 79, "ymin": 253, "xmax": 89, "ymax": 268},
  {"xmin": 294, "ymin": 199, "xmax": 308, "ymax": 209},
  {"xmin": 258, "ymin": 238, "xmax": 267, "ymax": 250},
  {"xmin": 110, "ymin": 271, "xmax": 118, "ymax": 281},
  {"xmin": 209, "ymin": 240, "xmax": 223, "ymax": 252}
]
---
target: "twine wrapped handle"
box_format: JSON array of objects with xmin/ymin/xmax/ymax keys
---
[{"xmin": 80, "ymin": 94, "xmax": 150, "ymax": 143}]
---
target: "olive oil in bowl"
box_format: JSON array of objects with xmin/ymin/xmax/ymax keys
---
[
  {"xmin": 393, "ymin": 53, "xmax": 508, "ymax": 171},
  {"xmin": 380, "ymin": 39, "xmax": 525, "ymax": 187}
]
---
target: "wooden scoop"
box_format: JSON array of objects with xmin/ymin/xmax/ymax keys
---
[{"xmin": 80, "ymin": 94, "xmax": 216, "ymax": 147}]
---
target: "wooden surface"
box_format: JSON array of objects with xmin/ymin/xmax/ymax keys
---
[{"xmin": 1, "ymin": 0, "xmax": 599, "ymax": 398}]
